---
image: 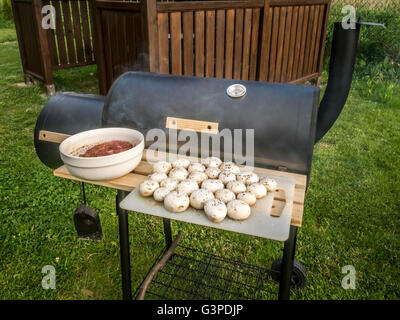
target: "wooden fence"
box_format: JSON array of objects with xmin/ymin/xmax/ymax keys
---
[
  {"xmin": 92, "ymin": 0, "xmax": 331, "ymax": 94},
  {"xmin": 11, "ymin": 0, "xmax": 331, "ymax": 95},
  {"xmin": 11, "ymin": 0, "xmax": 95, "ymax": 94}
]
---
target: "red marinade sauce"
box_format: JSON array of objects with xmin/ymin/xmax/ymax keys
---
[{"xmin": 79, "ymin": 140, "xmax": 133, "ymax": 157}]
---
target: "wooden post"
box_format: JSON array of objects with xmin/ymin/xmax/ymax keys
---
[
  {"xmin": 42, "ymin": 0, "xmax": 58, "ymax": 67},
  {"xmin": 257, "ymin": 0, "xmax": 271, "ymax": 82},
  {"xmin": 89, "ymin": 0, "xmax": 108, "ymax": 95},
  {"xmin": 317, "ymin": 3, "xmax": 331, "ymax": 78},
  {"xmin": 11, "ymin": 0, "xmax": 29, "ymax": 84},
  {"xmin": 141, "ymin": 0, "xmax": 159, "ymax": 72},
  {"xmin": 32, "ymin": 0, "xmax": 55, "ymax": 95}
]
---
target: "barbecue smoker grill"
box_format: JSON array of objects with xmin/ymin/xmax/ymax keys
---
[{"xmin": 34, "ymin": 23, "xmax": 366, "ymax": 300}]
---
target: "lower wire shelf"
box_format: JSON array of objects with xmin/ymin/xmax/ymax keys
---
[{"xmin": 135, "ymin": 245, "xmax": 280, "ymax": 300}]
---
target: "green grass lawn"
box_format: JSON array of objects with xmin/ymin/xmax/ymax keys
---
[{"xmin": 0, "ymin": 26, "xmax": 399, "ymax": 300}]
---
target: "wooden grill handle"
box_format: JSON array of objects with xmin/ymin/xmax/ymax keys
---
[
  {"xmin": 166, "ymin": 117, "xmax": 219, "ymax": 134},
  {"xmin": 38, "ymin": 130, "xmax": 71, "ymax": 143}
]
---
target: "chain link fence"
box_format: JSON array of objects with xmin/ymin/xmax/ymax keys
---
[
  {"xmin": 332, "ymin": 0, "xmax": 399, "ymax": 11},
  {"xmin": 327, "ymin": 0, "xmax": 400, "ymax": 82}
]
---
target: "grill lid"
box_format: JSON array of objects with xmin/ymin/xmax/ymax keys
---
[{"xmin": 102, "ymin": 72, "xmax": 320, "ymax": 175}]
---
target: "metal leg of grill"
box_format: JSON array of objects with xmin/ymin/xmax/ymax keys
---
[
  {"xmin": 278, "ymin": 225, "xmax": 298, "ymax": 300},
  {"xmin": 81, "ymin": 182, "xmax": 87, "ymax": 206},
  {"xmin": 116, "ymin": 190, "xmax": 132, "ymax": 300},
  {"xmin": 163, "ymin": 218, "xmax": 172, "ymax": 248}
]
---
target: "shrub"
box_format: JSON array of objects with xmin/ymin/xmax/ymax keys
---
[
  {"xmin": 1, "ymin": 0, "xmax": 13, "ymax": 21},
  {"xmin": 326, "ymin": 2, "xmax": 400, "ymax": 83}
]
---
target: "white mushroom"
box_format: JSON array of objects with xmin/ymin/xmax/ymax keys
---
[
  {"xmin": 176, "ymin": 179, "xmax": 199, "ymax": 195},
  {"xmin": 153, "ymin": 187, "xmax": 171, "ymax": 202},
  {"xmin": 187, "ymin": 163, "xmax": 206, "ymax": 173},
  {"xmin": 260, "ymin": 177, "xmax": 278, "ymax": 192},
  {"xmin": 204, "ymin": 199, "xmax": 227, "ymax": 223},
  {"xmin": 201, "ymin": 156, "xmax": 222, "ymax": 168},
  {"xmin": 236, "ymin": 192, "xmax": 257, "ymax": 206},
  {"xmin": 247, "ymin": 183, "xmax": 267, "ymax": 199},
  {"xmin": 236, "ymin": 171, "xmax": 259, "ymax": 185},
  {"xmin": 171, "ymin": 158, "xmax": 191, "ymax": 169},
  {"xmin": 227, "ymin": 200, "xmax": 251, "ymax": 220},
  {"xmin": 205, "ymin": 167, "xmax": 221, "ymax": 179},
  {"xmin": 149, "ymin": 172, "xmax": 168, "ymax": 183},
  {"xmin": 215, "ymin": 189, "xmax": 236, "ymax": 204},
  {"xmin": 152, "ymin": 161, "xmax": 172, "ymax": 174},
  {"xmin": 218, "ymin": 170, "xmax": 236, "ymax": 185},
  {"xmin": 159, "ymin": 178, "xmax": 179, "ymax": 191},
  {"xmin": 189, "ymin": 189, "xmax": 215, "ymax": 210},
  {"xmin": 139, "ymin": 180, "xmax": 159, "ymax": 197},
  {"xmin": 219, "ymin": 162, "xmax": 240, "ymax": 174},
  {"xmin": 164, "ymin": 191, "xmax": 190, "ymax": 213},
  {"xmin": 226, "ymin": 180, "xmax": 247, "ymax": 194},
  {"xmin": 168, "ymin": 167, "xmax": 189, "ymax": 181},
  {"xmin": 188, "ymin": 171, "xmax": 208, "ymax": 185},
  {"xmin": 201, "ymin": 179, "xmax": 224, "ymax": 193}
]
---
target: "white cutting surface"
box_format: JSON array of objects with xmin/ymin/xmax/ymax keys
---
[{"xmin": 120, "ymin": 174, "xmax": 296, "ymax": 241}]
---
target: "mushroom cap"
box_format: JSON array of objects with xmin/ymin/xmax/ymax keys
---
[
  {"xmin": 171, "ymin": 158, "xmax": 191, "ymax": 169},
  {"xmin": 187, "ymin": 162, "xmax": 206, "ymax": 173},
  {"xmin": 237, "ymin": 192, "xmax": 257, "ymax": 206},
  {"xmin": 152, "ymin": 161, "xmax": 172, "ymax": 174},
  {"xmin": 226, "ymin": 180, "xmax": 247, "ymax": 194},
  {"xmin": 188, "ymin": 171, "xmax": 208, "ymax": 185},
  {"xmin": 176, "ymin": 179, "xmax": 199, "ymax": 195},
  {"xmin": 247, "ymin": 183, "xmax": 267, "ymax": 199},
  {"xmin": 260, "ymin": 177, "xmax": 278, "ymax": 192},
  {"xmin": 205, "ymin": 167, "xmax": 221, "ymax": 179},
  {"xmin": 219, "ymin": 162, "xmax": 240, "ymax": 174},
  {"xmin": 218, "ymin": 170, "xmax": 236, "ymax": 184},
  {"xmin": 201, "ymin": 156, "xmax": 222, "ymax": 168},
  {"xmin": 139, "ymin": 180, "xmax": 160, "ymax": 197},
  {"xmin": 236, "ymin": 171, "xmax": 259, "ymax": 185},
  {"xmin": 227, "ymin": 200, "xmax": 251, "ymax": 220},
  {"xmin": 164, "ymin": 191, "xmax": 190, "ymax": 213},
  {"xmin": 149, "ymin": 172, "xmax": 168, "ymax": 183},
  {"xmin": 189, "ymin": 189, "xmax": 215, "ymax": 210},
  {"xmin": 204, "ymin": 199, "xmax": 227, "ymax": 223},
  {"xmin": 153, "ymin": 187, "xmax": 171, "ymax": 202},
  {"xmin": 201, "ymin": 179, "xmax": 225, "ymax": 193},
  {"xmin": 215, "ymin": 189, "xmax": 236, "ymax": 204},
  {"xmin": 160, "ymin": 178, "xmax": 179, "ymax": 191},
  {"xmin": 168, "ymin": 167, "xmax": 189, "ymax": 181}
]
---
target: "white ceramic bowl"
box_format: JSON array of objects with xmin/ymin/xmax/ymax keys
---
[{"xmin": 59, "ymin": 128, "xmax": 144, "ymax": 181}]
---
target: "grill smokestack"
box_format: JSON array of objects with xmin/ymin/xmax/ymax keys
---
[{"xmin": 315, "ymin": 22, "xmax": 367, "ymax": 143}]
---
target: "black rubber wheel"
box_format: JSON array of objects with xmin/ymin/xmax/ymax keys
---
[{"xmin": 270, "ymin": 258, "xmax": 307, "ymax": 288}]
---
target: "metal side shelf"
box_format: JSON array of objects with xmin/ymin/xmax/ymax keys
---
[{"xmin": 134, "ymin": 244, "xmax": 280, "ymax": 300}]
